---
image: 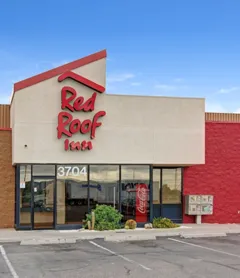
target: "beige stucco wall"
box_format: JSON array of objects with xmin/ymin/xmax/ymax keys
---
[{"xmin": 11, "ymin": 57, "xmax": 205, "ymax": 165}]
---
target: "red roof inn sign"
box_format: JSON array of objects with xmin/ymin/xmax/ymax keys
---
[{"xmin": 57, "ymin": 71, "xmax": 106, "ymax": 151}]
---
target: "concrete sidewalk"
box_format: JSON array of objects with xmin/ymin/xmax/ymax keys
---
[{"xmin": 1, "ymin": 224, "xmax": 240, "ymax": 245}]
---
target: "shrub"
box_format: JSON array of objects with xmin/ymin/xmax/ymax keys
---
[
  {"xmin": 152, "ymin": 217, "xmax": 179, "ymax": 229},
  {"xmin": 125, "ymin": 219, "xmax": 137, "ymax": 229},
  {"xmin": 84, "ymin": 205, "xmax": 123, "ymax": 231}
]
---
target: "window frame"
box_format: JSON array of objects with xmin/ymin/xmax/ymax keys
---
[{"xmin": 15, "ymin": 163, "xmax": 154, "ymax": 230}]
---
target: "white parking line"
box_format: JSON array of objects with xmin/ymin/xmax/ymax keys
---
[
  {"xmin": 168, "ymin": 238, "xmax": 240, "ymax": 258},
  {"xmin": 89, "ymin": 241, "xmax": 151, "ymax": 271},
  {"xmin": 0, "ymin": 245, "xmax": 19, "ymax": 278}
]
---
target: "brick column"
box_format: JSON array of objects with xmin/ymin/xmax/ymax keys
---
[{"xmin": 0, "ymin": 130, "xmax": 15, "ymax": 228}]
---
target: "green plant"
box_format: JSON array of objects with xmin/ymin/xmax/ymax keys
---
[
  {"xmin": 152, "ymin": 217, "xmax": 179, "ymax": 229},
  {"xmin": 125, "ymin": 219, "xmax": 137, "ymax": 229},
  {"xmin": 84, "ymin": 205, "xmax": 123, "ymax": 231}
]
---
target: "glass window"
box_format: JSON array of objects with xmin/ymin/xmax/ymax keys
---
[
  {"xmin": 19, "ymin": 165, "xmax": 31, "ymax": 226},
  {"xmin": 121, "ymin": 165, "xmax": 150, "ymax": 222},
  {"xmin": 33, "ymin": 165, "xmax": 55, "ymax": 176},
  {"xmin": 56, "ymin": 165, "xmax": 88, "ymax": 225},
  {"xmin": 162, "ymin": 168, "xmax": 182, "ymax": 204},
  {"xmin": 33, "ymin": 177, "xmax": 54, "ymax": 229},
  {"xmin": 89, "ymin": 165, "xmax": 119, "ymax": 211}
]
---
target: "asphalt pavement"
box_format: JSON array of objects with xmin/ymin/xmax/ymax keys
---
[{"xmin": 1, "ymin": 235, "xmax": 240, "ymax": 277}]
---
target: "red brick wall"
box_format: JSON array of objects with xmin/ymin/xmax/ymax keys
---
[
  {"xmin": 0, "ymin": 130, "xmax": 15, "ymax": 228},
  {"xmin": 184, "ymin": 122, "xmax": 240, "ymax": 223}
]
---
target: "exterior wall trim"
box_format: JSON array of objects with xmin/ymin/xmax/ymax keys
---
[
  {"xmin": 206, "ymin": 112, "xmax": 240, "ymax": 122},
  {"xmin": 11, "ymin": 49, "xmax": 107, "ymax": 104},
  {"xmin": 0, "ymin": 128, "xmax": 12, "ymax": 131},
  {"xmin": 206, "ymin": 121, "xmax": 240, "ymax": 124},
  {"xmin": 0, "ymin": 104, "xmax": 10, "ymax": 128}
]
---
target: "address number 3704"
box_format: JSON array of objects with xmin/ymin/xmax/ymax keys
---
[{"xmin": 57, "ymin": 166, "xmax": 87, "ymax": 177}]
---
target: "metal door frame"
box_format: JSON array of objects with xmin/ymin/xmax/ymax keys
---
[{"xmin": 152, "ymin": 167, "xmax": 183, "ymax": 222}]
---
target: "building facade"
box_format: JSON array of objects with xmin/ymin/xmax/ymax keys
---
[{"xmin": 0, "ymin": 50, "xmax": 239, "ymax": 229}]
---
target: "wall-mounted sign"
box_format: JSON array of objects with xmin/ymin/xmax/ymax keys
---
[
  {"xmin": 185, "ymin": 195, "xmax": 214, "ymax": 215},
  {"xmin": 57, "ymin": 71, "xmax": 106, "ymax": 151},
  {"xmin": 20, "ymin": 182, "xmax": 26, "ymax": 189}
]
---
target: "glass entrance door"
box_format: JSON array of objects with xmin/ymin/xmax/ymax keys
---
[
  {"xmin": 33, "ymin": 177, "xmax": 55, "ymax": 229},
  {"xmin": 152, "ymin": 168, "xmax": 183, "ymax": 222}
]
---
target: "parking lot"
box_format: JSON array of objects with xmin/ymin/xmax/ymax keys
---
[{"xmin": 1, "ymin": 235, "xmax": 240, "ymax": 278}]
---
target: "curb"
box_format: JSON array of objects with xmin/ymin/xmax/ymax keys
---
[
  {"xmin": 0, "ymin": 239, "xmax": 21, "ymax": 243},
  {"xmin": 20, "ymin": 238, "xmax": 77, "ymax": 246},
  {"xmin": 105, "ymin": 234, "xmax": 157, "ymax": 242},
  {"xmin": 156, "ymin": 232, "xmax": 181, "ymax": 237},
  {"xmin": 180, "ymin": 232, "xmax": 227, "ymax": 239},
  {"xmin": 226, "ymin": 231, "xmax": 240, "ymax": 234},
  {"xmin": 2, "ymin": 230, "xmax": 239, "ymax": 245}
]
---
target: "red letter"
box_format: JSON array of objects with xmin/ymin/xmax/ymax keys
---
[
  {"xmin": 61, "ymin": 86, "xmax": 76, "ymax": 112},
  {"xmin": 73, "ymin": 96, "xmax": 84, "ymax": 111},
  {"xmin": 70, "ymin": 141, "xmax": 81, "ymax": 150},
  {"xmin": 81, "ymin": 140, "xmax": 93, "ymax": 150},
  {"xmin": 82, "ymin": 92, "xmax": 97, "ymax": 112},
  {"xmin": 91, "ymin": 111, "xmax": 106, "ymax": 139},
  {"xmin": 80, "ymin": 119, "xmax": 92, "ymax": 134},
  {"xmin": 64, "ymin": 139, "xmax": 69, "ymax": 150},
  {"xmin": 69, "ymin": 119, "xmax": 81, "ymax": 135},
  {"xmin": 57, "ymin": 111, "xmax": 73, "ymax": 139}
]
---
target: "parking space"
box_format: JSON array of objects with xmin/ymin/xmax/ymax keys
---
[
  {"xmin": 173, "ymin": 234, "xmax": 240, "ymax": 256},
  {"xmin": 1, "ymin": 235, "xmax": 240, "ymax": 277},
  {"xmin": 0, "ymin": 247, "xmax": 12, "ymax": 278}
]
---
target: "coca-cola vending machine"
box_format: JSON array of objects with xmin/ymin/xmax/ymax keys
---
[{"xmin": 136, "ymin": 183, "xmax": 149, "ymax": 222}]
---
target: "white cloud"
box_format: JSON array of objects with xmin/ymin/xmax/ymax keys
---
[
  {"xmin": 218, "ymin": 87, "xmax": 240, "ymax": 94},
  {"xmin": 107, "ymin": 73, "xmax": 135, "ymax": 83},
  {"xmin": 35, "ymin": 61, "xmax": 51, "ymax": 70},
  {"xmin": 234, "ymin": 108, "xmax": 240, "ymax": 113},
  {"xmin": 0, "ymin": 95, "xmax": 11, "ymax": 104},
  {"xmin": 205, "ymin": 102, "xmax": 226, "ymax": 112},
  {"xmin": 52, "ymin": 60, "xmax": 69, "ymax": 68},
  {"xmin": 131, "ymin": 82, "xmax": 141, "ymax": 86},
  {"xmin": 35, "ymin": 60, "xmax": 69, "ymax": 70},
  {"xmin": 154, "ymin": 84, "xmax": 176, "ymax": 91},
  {"xmin": 173, "ymin": 78, "xmax": 184, "ymax": 82}
]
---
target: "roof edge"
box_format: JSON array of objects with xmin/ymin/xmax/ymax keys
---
[
  {"xmin": 205, "ymin": 112, "xmax": 240, "ymax": 122},
  {"xmin": 13, "ymin": 49, "xmax": 107, "ymax": 95},
  {"xmin": 0, "ymin": 128, "xmax": 12, "ymax": 131}
]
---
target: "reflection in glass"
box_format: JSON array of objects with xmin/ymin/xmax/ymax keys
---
[
  {"xmin": 153, "ymin": 169, "xmax": 161, "ymax": 204},
  {"xmin": 33, "ymin": 178, "xmax": 54, "ymax": 229},
  {"xmin": 18, "ymin": 164, "xmax": 154, "ymax": 227},
  {"xmin": 89, "ymin": 165, "xmax": 119, "ymax": 211},
  {"xmin": 162, "ymin": 168, "xmax": 182, "ymax": 204},
  {"xmin": 33, "ymin": 165, "xmax": 55, "ymax": 176},
  {"xmin": 121, "ymin": 165, "xmax": 150, "ymax": 222},
  {"xmin": 56, "ymin": 165, "xmax": 88, "ymax": 225},
  {"xmin": 20, "ymin": 165, "xmax": 31, "ymax": 226}
]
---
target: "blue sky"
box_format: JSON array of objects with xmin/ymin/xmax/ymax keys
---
[{"xmin": 1, "ymin": 0, "xmax": 240, "ymax": 112}]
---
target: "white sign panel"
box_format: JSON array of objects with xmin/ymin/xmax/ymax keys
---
[{"xmin": 20, "ymin": 182, "xmax": 25, "ymax": 189}]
